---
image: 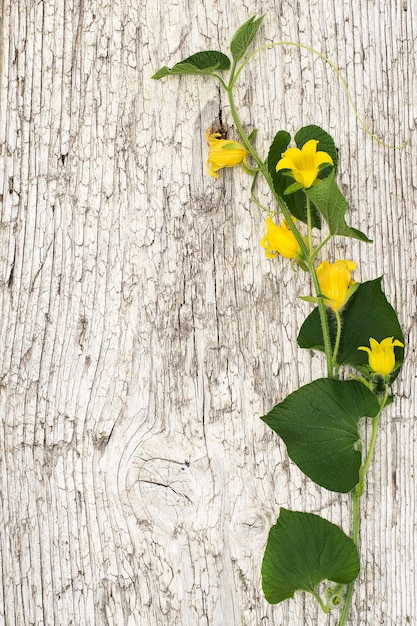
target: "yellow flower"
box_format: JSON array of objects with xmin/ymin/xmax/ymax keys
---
[
  {"xmin": 276, "ymin": 139, "xmax": 333, "ymax": 188},
  {"xmin": 206, "ymin": 129, "xmax": 248, "ymax": 178},
  {"xmin": 260, "ymin": 215, "xmax": 301, "ymax": 259},
  {"xmin": 358, "ymin": 337, "xmax": 404, "ymax": 376},
  {"xmin": 316, "ymin": 259, "xmax": 356, "ymax": 312}
]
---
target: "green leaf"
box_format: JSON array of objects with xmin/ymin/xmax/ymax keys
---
[
  {"xmin": 267, "ymin": 130, "xmax": 290, "ymax": 173},
  {"xmin": 221, "ymin": 141, "xmax": 245, "ymax": 150},
  {"xmin": 230, "ymin": 15, "xmax": 264, "ymax": 63},
  {"xmin": 152, "ymin": 51, "xmax": 231, "ymax": 79},
  {"xmin": 284, "ymin": 181, "xmax": 304, "ymax": 195},
  {"xmin": 298, "ymin": 277, "xmax": 405, "ymax": 379},
  {"xmin": 261, "ymin": 379, "xmax": 380, "ymax": 492},
  {"xmin": 262, "ymin": 509, "xmax": 360, "ymax": 604},
  {"xmin": 305, "ymin": 171, "xmax": 371, "ymax": 242},
  {"xmin": 295, "ymin": 125, "xmax": 339, "ymax": 172},
  {"xmin": 267, "ymin": 131, "xmax": 321, "ymax": 228},
  {"xmin": 298, "ymin": 305, "xmax": 338, "ymax": 352},
  {"xmin": 305, "ymin": 172, "xmax": 370, "ymax": 241},
  {"xmin": 299, "ymin": 295, "xmax": 320, "ymax": 304}
]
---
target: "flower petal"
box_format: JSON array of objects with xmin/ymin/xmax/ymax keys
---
[
  {"xmin": 276, "ymin": 148, "xmax": 301, "ymax": 172},
  {"xmin": 299, "ymin": 169, "xmax": 318, "ymax": 189},
  {"xmin": 301, "ymin": 139, "xmax": 319, "ymax": 162},
  {"xmin": 315, "ymin": 150, "xmax": 334, "ymax": 167}
]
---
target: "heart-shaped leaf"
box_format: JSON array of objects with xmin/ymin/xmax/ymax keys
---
[
  {"xmin": 262, "ymin": 509, "xmax": 360, "ymax": 604},
  {"xmin": 261, "ymin": 378, "xmax": 380, "ymax": 492},
  {"xmin": 152, "ymin": 51, "xmax": 231, "ymax": 79},
  {"xmin": 298, "ymin": 278, "xmax": 405, "ymax": 379}
]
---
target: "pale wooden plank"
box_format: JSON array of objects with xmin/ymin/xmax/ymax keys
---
[{"xmin": 0, "ymin": 1, "xmax": 416, "ymax": 624}]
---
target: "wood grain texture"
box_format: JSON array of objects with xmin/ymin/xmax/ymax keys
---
[{"xmin": 0, "ymin": 1, "xmax": 416, "ymax": 624}]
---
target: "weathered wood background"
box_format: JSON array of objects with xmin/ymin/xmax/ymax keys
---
[{"xmin": 1, "ymin": 1, "xmax": 416, "ymax": 624}]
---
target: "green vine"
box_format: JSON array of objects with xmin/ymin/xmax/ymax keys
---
[{"xmin": 153, "ymin": 15, "xmax": 405, "ymax": 624}]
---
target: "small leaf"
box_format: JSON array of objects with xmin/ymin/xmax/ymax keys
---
[
  {"xmin": 267, "ymin": 131, "xmax": 321, "ymax": 228},
  {"xmin": 298, "ymin": 277, "xmax": 405, "ymax": 379},
  {"xmin": 221, "ymin": 141, "xmax": 245, "ymax": 150},
  {"xmin": 152, "ymin": 51, "xmax": 231, "ymax": 79},
  {"xmin": 230, "ymin": 15, "xmax": 264, "ymax": 63},
  {"xmin": 299, "ymin": 295, "xmax": 319, "ymax": 303},
  {"xmin": 306, "ymin": 172, "xmax": 371, "ymax": 242},
  {"xmin": 295, "ymin": 125, "xmax": 339, "ymax": 172},
  {"xmin": 261, "ymin": 378, "xmax": 380, "ymax": 492},
  {"xmin": 262, "ymin": 509, "xmax": 360, "ymax": 605},
  {"xmin": 284, "ymin": 181, "xmax": 304, "ymax": 195}
]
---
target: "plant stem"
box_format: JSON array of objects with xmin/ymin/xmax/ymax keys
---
[
  {"xmin": 310, "ymin": 234, "xmax": 332, "ymax": 262},
  {"xmin": 312, "ymin": 590, "xmax": 330, "ymax": 614},
  {"xmin": 225, "ymin": 85, "xmax": 334, "ymax": 378},
  {"xmin": 307, "ymin": 261, "xmax": 334, "ymax": 377},
  {"xmin": 306, "ymin": 195, "xmax": 314, "ymax": 254},
  {"xmin": 230, "ymin": 42, "xmax": 405, "ymax": 149},
  {"xmin": 338, "ymin": 491, "xmax": 360, "ymax": 626},
  {"xmin": 338, "ymin": 384, "xmax": 389, "ymax": 625},
  {"xmin": 332, "ymin": 310, "xmax": 342, "ymax": 367},
  {"xmin": 356, "ymin": 384, "xmax": 390, "ymax": 496},
  {"xmin": 250, "ymin": 172, "xmax": 270, "ymax": 212}
]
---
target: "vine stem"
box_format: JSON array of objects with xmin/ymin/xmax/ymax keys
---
[
  {"xmin": 312, "ymin": 590, "xmax": 330, "ymax": 614},
  {"xmin": 218, "ymin": 43, "xmax": 396, "ymax": 626},
  {"xmin": 357, "ymin": 384, "xmax": 390, "ymax": 497},
  {"xmin": 224, "ymin": 84, "xmax": 334, "ymax": 378},
  {"xmin": 338, "ymin": 384, "xmax": 390, "ymax": 625},
  {"xmin": 306, "ymin": 195, "xmax": 314, "ymax": 254},
  {"xmin": 308, "ymin": 262, "xmax": 333, "ymax": 378},
  {"xmin": 332, "ymin": 310, "xmax": 342, "ymax": 367},
  {"xmin": 229, "ymin": 42, "xmax": 406, "ymax": 150},
  {"xmin": 337, "ymin": 492, "xmax": 360, "ymax": 626}
]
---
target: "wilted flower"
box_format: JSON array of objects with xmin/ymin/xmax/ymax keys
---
[
  {"xmin": 276, "ymin": 139, "xmax": 333, "ymax": 188},
  {"xmin": 316, "ymin": 259, "xmax": 356, "ymax": 312},
  {"xmin": 358, "ymin": 337, "xmax": 404, "ymax": 376},
  {"xmin": 260, "ymin": 215, "xmax": 301, "ymax": 259},
  {"xmin": 206, "ymin": 129, "xmax": 248, "ymax": 178}
]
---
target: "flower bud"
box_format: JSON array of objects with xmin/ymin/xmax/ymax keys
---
[
  {"xmin": 206, "ymin": 129, "xmax": 247, "ymax": 178},
  {"xmin": 260, "ymin": 216, "xmax": 301, "ymax": 259},
  {"xmin": 316, "ymin": 260, "xmax": 356, "ymax": 312}
]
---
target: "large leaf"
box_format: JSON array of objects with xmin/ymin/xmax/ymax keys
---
[
  {"xmin": 152, "ymin": 51, "xmax": 231, "ymax": 79},
  {"xmin": 306, "ymin": 171, "xmax": 371, "ymax": 242},
  {"xmin": 261, "ymin": 378, "xmax": 380, "ymax": 492},
  {"xmin": 298, "ymin": 278, "xmax": 405, "ymax": 377},
  {"xmin": 262, "ymin": 509, "xmax": 360, "ymax": 604},
  {"xmin": 230, "ymin": 15, "xmax": 264, "ymax": 63},
  {"xmin": 267, "ymin": 130, "xmax": 321, "ymax": 228}
]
